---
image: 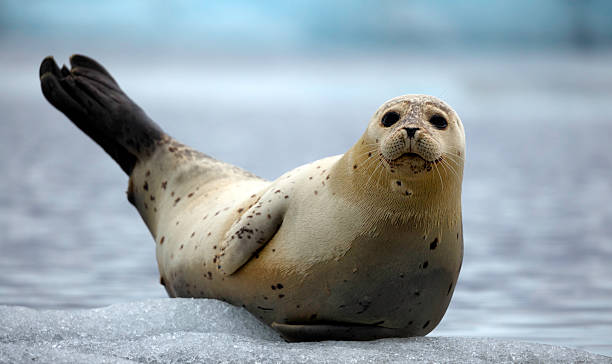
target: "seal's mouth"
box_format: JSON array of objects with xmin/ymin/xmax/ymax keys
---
[
  {"xmin": 381, "ymin": 152, "xmax": 442, "ymax": 174},
  {"xmin": 390, "ymin": 152, "xmax": 430, "ymax": 164},
  {"xmin": 401, "ymin": 152, "xmax": 422, "ymax": 160}
]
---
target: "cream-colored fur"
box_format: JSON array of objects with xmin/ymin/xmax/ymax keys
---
[{"xmin": 129, "ymin": 94, "xmax": 465, "ymax": 340}]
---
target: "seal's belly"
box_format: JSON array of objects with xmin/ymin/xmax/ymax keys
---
[{"xmin": 225, "ymin": 227, "xmax": 463, "ymax": 336}]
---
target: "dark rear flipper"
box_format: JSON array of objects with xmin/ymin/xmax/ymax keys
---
[
  {"xmin": 271, "ymin": 322, "xmax": 405, "ymax": 342},
  {"xmin": 39, "ymin": 54, "xmax": 166, "ymax": 175}
]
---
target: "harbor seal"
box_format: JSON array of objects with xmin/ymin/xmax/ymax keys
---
[{"xmin": 39, "ymin": 54, "xmax": 465, "ymax": 341}]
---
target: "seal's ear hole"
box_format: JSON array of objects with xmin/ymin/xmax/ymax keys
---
[
  {"xmin": 429, "ymin": 115, "xmax": 448, "ymax": 130},
  {"xmin": 381, "ymin": 111, "xmax": 400, "ymax": 127}
]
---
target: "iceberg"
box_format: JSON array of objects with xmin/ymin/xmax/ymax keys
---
[{"xmin": 1, "ymin": 299, "xmax": 608, "ymax": 363}]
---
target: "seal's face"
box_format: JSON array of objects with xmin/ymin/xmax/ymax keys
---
[{"xmin": 365, "ymin": 95, "xmax": 465, "ymax": 178}]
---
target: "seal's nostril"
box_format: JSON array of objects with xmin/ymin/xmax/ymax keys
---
[{"xmin": 404, "ymin": 127, "xmax": 419, "ymax": 138}]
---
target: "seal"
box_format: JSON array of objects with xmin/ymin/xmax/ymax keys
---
[{"xmin": 39, "ymin": 55, "xmax": 465, "ymax": 341}]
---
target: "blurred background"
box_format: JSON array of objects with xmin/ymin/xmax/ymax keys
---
[{"xmin": 1, "ymin": 0, "xmax": 611, "ymax": 356}]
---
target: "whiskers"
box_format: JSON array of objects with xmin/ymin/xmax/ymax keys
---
[
  {"xmin": 353, "ymin": 137, "xmax": 464, "ymax": 196},
  {"xmin": 427, "ymin": 134, "xmax": 464, "ymax": 188},
  {"xmin": 439, "ymin": 151, "xmax": 463, "ymax": 182},
  {"xmin": 354, "ymin": 145, "xmax": 389, "ymax": 194}
]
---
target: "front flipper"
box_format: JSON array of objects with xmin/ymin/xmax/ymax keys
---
[
  {"xmin": 271, "ymin": 322, "xmax": 400, "ymax": 342},
  {"xmin": 216, "ymin": 188, "xmax": 289, "ymax": 275}
]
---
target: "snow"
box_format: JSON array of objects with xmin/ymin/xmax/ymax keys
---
[{"xmin": 1, "ymin": 299, "xmax": 608, "ymax": 363}]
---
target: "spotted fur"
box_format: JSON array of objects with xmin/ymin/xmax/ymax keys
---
[{"xmin": 40, "ymin": 55, "xmax": 465, "ymax": 342}]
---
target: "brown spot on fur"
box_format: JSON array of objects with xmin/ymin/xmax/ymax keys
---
[
  {"xmin": 145, "ymin": 170, "xmax": 151, "ymax": 177},
  {"xmin": 161, "ymin": 181, "xmax": 167, "ymax": 189},
  {"xmin": 180, "ymin": 244, "xmax": 184, "ymax": 249},
  {"xmin": 174, "ymin": 197, "xmax": 181, "ymax": 205},
  {"xmin": 207, "ymin": 232, "xmax": 211, "ymax": 236},
  {"xmin": 274, "ymin": 190, "xmax": 281, "ymax": 193},
  {"xmin": 159, "ymin": 277, "xmax": 165, "ymax": 286},
  {"xmin": 160, "ymin": 236, "xmax": 165, "ymax": 244},
  {"xmin": 215, "ymin": 211, "xmax": 220, "ymax": 216},
  {"xmin": 143, "ymin": 182, "xmax": 148, "ymax": 191},
  {"xmin": 150, "ymin": 195, "xmax": 155, "ymax": 201},
  {"xmin": 267, "ymin": 214, "xmax": 271, "ymax": 219},
  {"xmin": 353, "ymin": 164, "xmax": 358, "ymax": 169},
  {"xmin": 430, "ymin": 238, "xmax": 438, "ymax": 250},
  {"xmin": 251, "ymin": 194, "xmax": 257, "ymax": 198},
  {"xmin": 144, "ymin": 202, "xmax": 148, "ymax": 209},
  {"xmin": 191, "ymin": 232, "xmax": 195, "ymax": 238},
  {"xmin": 284, "ymin": 195, "xmax": 289, "ymax": 199},
  {"xmin": 314, "ymin": 190, "xmax": 318, "ymax": 195},
  {"xmin": 188, "ymin": 192, "xmax": 194, "ymax": 198},
  {"xmin": 237, "ymin": 208, "xmax": 244, "ymax": 213}
]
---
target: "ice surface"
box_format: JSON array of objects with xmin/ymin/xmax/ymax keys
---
[{"xmin": 1, "ymin": 299, "xmax": 608, "ymax": 364}]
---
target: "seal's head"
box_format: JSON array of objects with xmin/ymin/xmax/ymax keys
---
[{"xmin": 362, "ymin": 95, "xmax": 465, "ymax": 179}]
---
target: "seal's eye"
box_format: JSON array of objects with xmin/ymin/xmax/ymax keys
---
[
  {"xmin": 381, "ymin": 111, "xmax": 400, "ymax": 127},
  {"xmin": 429, "ymin": 115, "xmax": 448, "ymax": 129}
]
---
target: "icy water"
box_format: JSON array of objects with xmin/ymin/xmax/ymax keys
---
[{"xmin": 1, "ymin": 46, "xmax": 611, "ymax": 357}]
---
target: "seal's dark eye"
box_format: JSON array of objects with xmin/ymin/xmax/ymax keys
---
[
  {"xmin": 429, "ymin": 115, "xmax": 448, "ymax": 129},
  {"xmin": 381, "ymin": 111, "xmax": 400, "ymax": 127}
]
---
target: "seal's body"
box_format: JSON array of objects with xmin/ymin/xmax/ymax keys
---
[{"xmin": 40, "ymin": 55, "xmax": 465, "ymax": 341}]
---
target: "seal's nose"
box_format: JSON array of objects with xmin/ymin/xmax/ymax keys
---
[{"xmin": 404, "ymin": 127, "xmax": 419, "ymax": 138}]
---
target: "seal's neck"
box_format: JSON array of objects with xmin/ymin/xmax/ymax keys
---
[{"xmin": 329, "ymin": 136, "xmax": 463, "ymax": 224}]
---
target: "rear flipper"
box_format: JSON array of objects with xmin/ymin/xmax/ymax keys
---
[
  {"xmin": 271, "ymin": 322, "xmax": 402, "ymax": 342},
  {"xmin": 39, "ymin": 54, "xmax": 165, "ymax": 175}
]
